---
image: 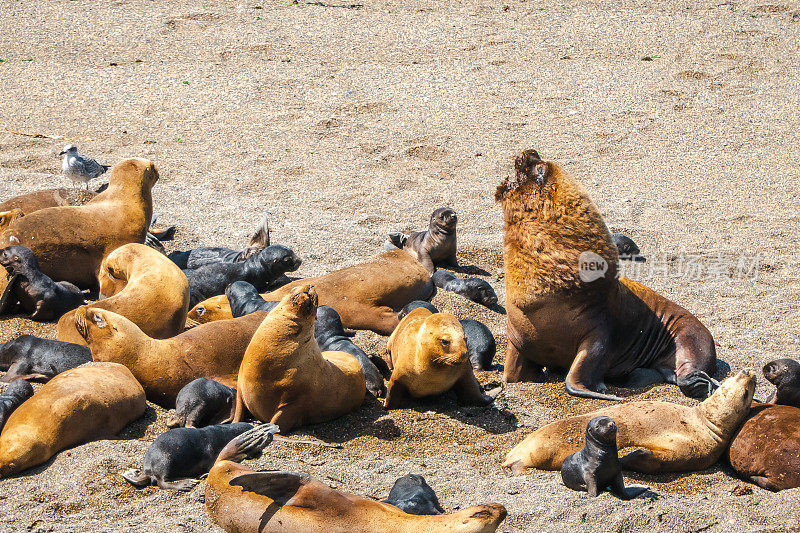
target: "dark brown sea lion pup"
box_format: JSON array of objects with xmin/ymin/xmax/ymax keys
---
[
  {"xmin": 383, "ymin": 474, "xmax": 444, "ymax": 515},
  {"xmin": 232, "ymin": 285, "xmax": 365, "ymax": 431},
  {"xmin": 0, "ymin": 246, "xmax": 86, "ymax": 321},
  {"xmin": 205, "ymin": 424, "xmax": 508, "ymax": 533},
  {"xmin": 763, "ymin": 358, "xmax": 800, "ymax": 407},
  {"xmin": 383, "ymin": 307, "xmax": 497, "ymax": 409},
  {"xmin": 0, "ymin": 335, "xmax": 91, "ymax": 382},
  {"xmin": 0, "ymin": 362, "xmax": 146, "ymax": 478},
  {"xmin": 168, "ymin": 213, "xmax": 270, "ymax": 270},
  {"xmin": 185, "ymin": 245, "xmax": 301, "ymax": 306},
  {"xmin": 495, "ymin": 149, "xmax": 718, "ymax": 400},
  {"xmin": 75, "ymin": 307, "xmax": 267, "ymax": 408},
  {"xmin": 166, "ymin": 378, "xmax": 237, "ymax": 429},
  {"xmin": 226, "ymin": 281, "xmax": 388, "ymax": 398},
  {"xmin": 431, "ymin": 270, "xmax": 498, "ymax": 308},
  {"xmin": 0, "ymin": 159, "xmax": 158, "ymax": 290},
  {"xmin": 728, "ymin": 402, "xmax": 800, "ymax": 491},
  {"xmin": 189, "ymin": 249, "xmax": 433, "ymax": 335},
  {"xmin": 0, "ymin": 380, "xmax": 34, "ymax": 433},
  {"xmin": 503, "ymin": 369, "xmax": 755, "ymax": 473},
  {"xmin": 56, "ymin": 243, "xmax": 190, "ymax": 346},
  {"xmin": 560, "ymin": 416, "xmax": 649, "ymax": 499},
  {"xmin": 611, "ymin": 233, "xmax": 645, "ymax": 262},
  {"xmin": 387, "ymin": 207, "xmax": 458, "ymax": 273}
]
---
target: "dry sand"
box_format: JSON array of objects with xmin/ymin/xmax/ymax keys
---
[{"xmin": 1, "ymin": 0, "xmax": 800, "ymax": 531}]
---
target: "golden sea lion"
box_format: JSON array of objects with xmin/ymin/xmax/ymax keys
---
[
  {"xmin": 495, "ymin": 149, "xmax": 717, "ymax": 400},
  {"xmin": 205, "ymin": 424, "xmax": 508, "ymax": 533},
  {"xmin": 0, "ymin": 159, "xmax": 158, "ymax": 290},
  {"xmin": 0, "ymin": 362, "xmax": 145, "ymax": 477},
  {"xmin": 502, "ymin": 369, "xmax": 755, "ymax": 474},
  {"xmin": 56, "ymin": 243, "xmax": 189, "ymax": 345},
  {"xmin": 189, "ymin": 249, "xmax": 433, "ymax": 335},
  {"xmin": 232, "ymin": 285, "xmax": 365, "ymax": 432},
  {"xmin": 74, "ymin": 306, "xmax": 267, "ymax": 408},
  {"xmin": 0, "ymin": 209, "xmax": 25, "ymax": 233}
]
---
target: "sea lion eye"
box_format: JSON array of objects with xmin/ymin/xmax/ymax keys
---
[
  {"xmin": 92, "ymin": 313, "xmax": 107, "ymax": 328},
  {"xmin": 440, "ymin": 339, "xmax": 450, "ymax": 348}
]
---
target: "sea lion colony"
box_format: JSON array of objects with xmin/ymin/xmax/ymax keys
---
[{"xmin": 0, "ymin": 151, "xmax": 798, "ymax": 532}]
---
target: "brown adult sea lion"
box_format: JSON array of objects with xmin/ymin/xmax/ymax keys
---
[
  {"xmin": 0, "ymin": 362, "xmax": 145, "ymax": 478},
  {"xmin": 0, "ymin": 159, "xmax": 158, "ymax": 290},
  {"xmin": 502, "ymin": 369, "xmax": 755, "ymax": 474},
  {"xmin": 189, "ymin": 249, "xmax": 433, "ymax": 335},
  {"xmin": 205, "ymin": 424, "xmax": 508, "ymax": 533},
  {"xmin": 495, "ymin": 149, "xmax": 718, "ymax": 399},
  {"xmin": 74, "ymin": 306, "xmax": 267, "ymax": 408},
  {"xmin": 232, "ymin": 285, "xmax": 365, "ymax": 432},
  {"xmin": 56, "ymin": 243, "xmax": 190, "ymax": 345}
]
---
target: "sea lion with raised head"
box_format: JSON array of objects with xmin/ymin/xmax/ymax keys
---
[
  {"xmin": 0, "ymin": 362, "xmax": 145, "ymax": 478},
  {"xmin": 0, "ymin": 335, "xmax": 91, "ymax": 382},
  {"xmin": 495, "ymin": 149, "xmax": 718, "ymax": 400},
  {"xmin": 168, "ymin": 213, "xmax": 270, "ymax": 270},
  {"xmin": 190, "ymin": 250, "xmax": 433, "ymax": 335},
  {"xmin": 56, "ymin": 243, "xmax": 190, "ymax": 345},
  {"xmin": 763, "ymin": 358, "xmax": 800, "ymax": 407},
  {"xmin": 75, "ymin": 306, "xmax": 267, "ymax": 408},
  {"xmin": 383, "ymin": 307, "xmax": 496, "ymax": 410},
  {"xmin": 205, "ymin": 424, "xmax": 508, "ymax": 533},
  {"xmin": 383, "ymin": 474, "xmax": 444, "ymax": 515},
  {"xmin": 232, "ymin": 285, "xmax": 365, "ymax": 432},
  {"xmin": 0, "ymin": 245, "xmax": 86, "ymax": 321},
  {"xmin": 166, "ymin": 378, "xmax": 237, "ymax": 429},
  {"xmin": 0, "ymin": 380, "xmax": 34, "ymax": 433},
  {"xmin": 503, "ymin": 369, "xmax": 755, "ymax": 474},
  {"xmin": 560, "ymin": 416, "xmax": 649, "ymax": 499},
  {"xmin": 431, "ymin": 270, "xmax": 498, "ymax": 308},
  {"xmin": 388, "ymin": 207, "xmax": 458, "ymax": 273}
]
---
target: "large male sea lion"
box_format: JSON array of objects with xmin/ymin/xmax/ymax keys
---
[
  {"xmin": 56, "ymin": 243, "xmax": 190, "ymax": 345},
  {"xmin": 74, "ymin": 307, "xmax": 267, "ymax": 408},
  {"xmin": 205, "ymin": 425, "xmax": 508, "ymax": 533},
  {"xmin": 232, "ymin": 285, "xmax": 365, "ymax": 432},
  {"xmin": 0, "ymin": 159, "xmax": 158, "ymax": 290},
  {"xmin": 502, "ymin": 369, "xmax": 755, "ymax": 474},
  {"xmin": 0, "ymin": 335, "xmax": 91, "ymax": 382},
  {"xmin": 387, "ymin": 207, "xmax": 458, "ymax": 273},
  {"xmin": 495, "ymin": 149, "xmax": 718, "ymax": 399},
  {"xmin": 0, "ymin": 362, "xmax": 145, "ymax": 477},
  {"xmin": 190, "ymin": 249, "xmax": 433, "ymax": 335}
]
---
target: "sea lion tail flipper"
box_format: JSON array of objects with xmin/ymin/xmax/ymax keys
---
[
  {"xmin": 608, "ymin": 473, "xmax": 649, "ymax": 500},
  {"xmin": 156, "ymin": 478, "xmax": 200, "ymax": 492},
  {"xmin": 144, "ymin": 233, "xmax": 166, "ymax": 255},
  {"xmin": 229, "ymin": 471, "xmax": 311, "ymax": 506},
  {"xmin": 249, "ymin": 211, "xmax": 271, "ymax": 248},
  {"xmin": 120, "ymin": 469, "xmax": 153, "ymax": 488},
  {"xmin": 677, "ymin": 370, "xmax": 719, "ymax": 399}
]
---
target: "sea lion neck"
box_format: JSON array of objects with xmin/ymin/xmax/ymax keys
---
[{"xmin": 697, "ymin": 373, "xmax": 755, "ymax": 438}]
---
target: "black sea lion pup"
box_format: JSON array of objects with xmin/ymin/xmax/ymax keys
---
[
  {"xmin": 611, "ymin": 234, "xmax": 645, "ymax": 262},
  {"xmin": 186, "ymin": 244, "xmax": 301, "ymax": 306},
  {"xmin": 398, "ymin": 300, "xmax": 439, "ymax": 321},
  {"xmin": 167, "ymin": 378, "xmax": 237, "ymax": 429},
  {"xmin": 460, "ymin": 319, "xmax": 496, "ymax": 371},
  {"xmin": 561, "ymin": 416, "xmax": 649, "ymax": 500},
  {"xmin": 169, "ymin": 213, "xmax": 271, "ymax": 269},
  {"xmin": 0, "ymin": 380, "xmax": 34, "ymax": 432},
  {"xmin": 225, "ymin": 281, "xmax": 280, "ymax": 318},
  {"xmin": 389, "ymin": 207, "xmax": 458, "ymax": 273},
  {"xmin": 431, "ymin": 270, "xmax": 499, "ymax": 308},
  {"xmin": 0, "ymin": 246, "xmax": 86, "ymax": 321},
  {"xmin": 383, "ymin": 474, "xmax": 444, "ymax": 515},
  {"xmin": 0, "ymin": 335, "xmax": 91, "ymax": 382},
  {"xmin": 763, "ymin": 358, "xmax": 800, "ymax": 407}
]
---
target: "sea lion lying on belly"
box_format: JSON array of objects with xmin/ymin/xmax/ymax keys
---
[
  {"xmin": 0, "ymin": 335, "xmax": 92, "ymax": 382},
  {"xmin": 495, "ymin": 149, "xmax": 718, "ymax": 400}
]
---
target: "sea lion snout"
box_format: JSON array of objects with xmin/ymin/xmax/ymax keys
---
[
  {"xmin": 467, "ymin": 503, "xmax": 508, "ymax": 525},
  {"xmin": 587, "ymin": 415, "xmax": 617, "ymax": 445},
  {"xmin": 289, "ymin": 285, "xmax": 318, "ymax": 314}
]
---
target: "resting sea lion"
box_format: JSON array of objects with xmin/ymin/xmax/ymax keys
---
[
  {"xmin": 186, "ymin": 244, "xmax": 301, "ymax": 306},
  {"xmin": 0, "ymin": 335, "xmax": 91, "ymax": 382},
  {"xmin": 168, "ymin": 213, "xmax": 270, "ymax": 269},
  {"xmin": 431, "ymin": 270, "xmax": 498, "ymax": 308},
  {"xmin": 190, "ymin": 249, "xmax": 433, "ymax": 335},
  {"xmin": 383, "ymin": 307, "xmax": 496, "ymax": 409},
  {"xmin": 232, "ymin": 285, "xmax": 365, "ymax": 431},
  {"xmin": 495, "ymin": 149, "xmax": 718, "ymax": 399},
  {"xmin": 0, "ymin": 209, "xmax": 25, "ymax": 233},
  {"xmin": 205, "ymin": 424, "xmax": 508, "ymax": 533},
  {"xmin": 763, "ymin": 358, "xmax": 800, "ymax": 407},
  {"xmin": 56, "ymin": 243, "xmax": 190, "ymax": 345},
  {"xmin": 728, "ymin": 402, "xmax": 800, "ymax": 491},
  {"xmin": 0, "ymin": 246, "xmax": 86, "ymax": 321},
  {"xmin": 0, "ymin": 362, "xmax": 145, "ymax": 477},
  {"xmin": 388, "ymin": 207, "xmax": 458, "ymax": 273},
  {"xmin": 611, "ymin": 233, "xmax": 645, "ymax": 262},
  {"xmin": 383, "ymin": 474, "xmax": 444, "ymax": 515},
  {"xmin": 167, "ymin": 378, "xmax": 237, "ymax": 429},
  {"xmin": 503, "ymin": 369, "xmax": 755, "ymax": 474},
  {"xmin": 560, "ymin": 416, "xmax": 649, "ymax": 499},
  {"xmin": 0, "ymin": 159, "xmax": 158, "ymax": 290},
  {"xmin": 75, "ymin": 306, "xmax": 267, "ymax": 407},
  {"xmin": 398, "ymin": 300, "xmax": 439, "ymax": 321},
  {"xmin": 0, "ymin": 380, "xmax": 34, "ymax": 433}
]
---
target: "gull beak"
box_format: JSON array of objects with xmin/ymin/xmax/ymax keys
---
[{"xmin": 58, "ymin": 151, "xmax": 65, "ymax": 156}]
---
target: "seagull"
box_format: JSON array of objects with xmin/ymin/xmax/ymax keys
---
[{"xmin": 59, "ymin": 145, "xmax": 110, "ymax": 189}]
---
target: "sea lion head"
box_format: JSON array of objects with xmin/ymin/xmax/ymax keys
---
[
  {"xmin": 284, "ymin": 284, "xmax": 318, "ymax": 319},
  {"xmin": 763, "ymin": 358, "xmax": 800, "ymax": 390},
  {"xmin": 108, "ymin": 158, "xmax": 159, "ymax": 192},
  {"xmin": 429, "ymin": 207, "xmax": 457, "ymax": 235},
  {"xmin": 699, "ymin": 369, "xmax": 756, "ymax": 432},
  {"xmin": 0, "ymin": 209, "xmax": 24, "ymax": 232},
  {"xmin": 249, "ymin": 245, "xmax": 302, "ymax": 279},
  {"xmin": 0, "ymin": 245, "xmax": 39, "ymax": 274},
  {"xmin": 450, "ymin": 503, "xmax": 507, "ymax": 532},
  {"xmin": 585, "ymin": 415, "xmax": 617, "ymax": 447},
  {"xmin": 97, "ymin": 248, "xmax": 131, "ymax": 298},
  {"xmin": 188, "ymin": 297, "xmax": 229, "ymax": 324},
  {"xmin": 419, "ymin": 312, "xmax": 468, "ymax": 367},
  {"xmin": 74, "ymin": 306, "xmax": 133, "ymax": 347}
]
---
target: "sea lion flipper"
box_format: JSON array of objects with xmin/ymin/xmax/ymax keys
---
[
  {"xmin": 384, "ymin": 379, "xmax": 410, "ymax": 410},
  {"xmin": 564, "ymin": 342, "xmax": 622, "ymax": 401},
  {"xmin": 388, "ymin": 233, "xmax": 407, "ymax": 249},
  {"xmin": 0, "ymin": 273, "xmax": 20, "ymax": 315},
  {"xmin": 619, "ymin": 449, "xmax": 664, "ymax": 474},
  {"xmin": 677, "ymin": 370, "xmax": 719, "ymax": 399},
  {"xmin": 120, "ymin": 469, "xmax": 152, "ymax": 488},
  {"xmin": 156, "ymin": 478, "xmax": 200, "ymax": 492},
  {"xmin": 453, "ymin": 372, "xmax": 496, "ymax": 406},
  {"xmin": 230, "ymin": 472, "xmax": 311, "ymax": 505}
]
